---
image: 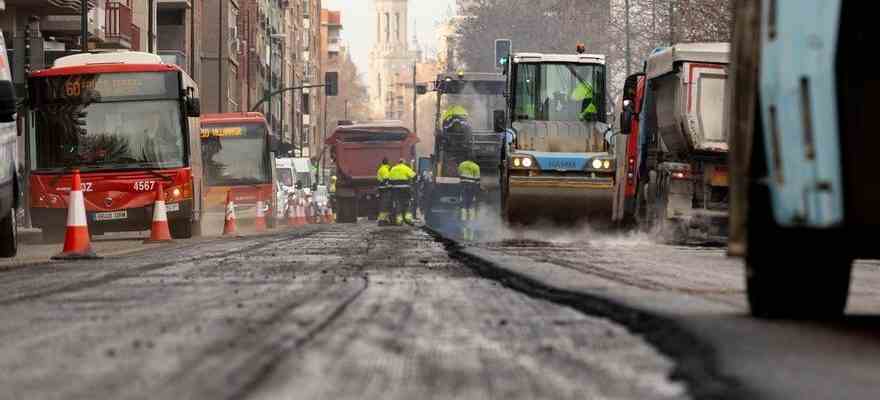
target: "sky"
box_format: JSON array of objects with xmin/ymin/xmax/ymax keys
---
[{"xmin": 322, "ymin": 0, "xmax": 457, "ymax": 71}]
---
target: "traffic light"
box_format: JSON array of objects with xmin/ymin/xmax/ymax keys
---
[
  {"xmin": 325, "ymin": 71, "xmax": 338, "ymax": 96},
  {"xmin": 495, "ymin": 39, "xmax": 511, "ymax": 72}
]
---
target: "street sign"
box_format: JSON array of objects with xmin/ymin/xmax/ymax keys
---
[{"xmin": 494, "ymin": 39, "xmax": 511, "ymax": 72}]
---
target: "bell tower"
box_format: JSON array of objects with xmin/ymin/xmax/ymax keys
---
[{"xmin": 369, "ymin": 0, "xmax": 414, "ymax": 117}]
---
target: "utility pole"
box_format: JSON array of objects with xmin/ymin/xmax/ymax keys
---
[
  {"xmin": 669, "ymin": 0, "xmax": 675, "ymax": 45},
  {"xmin": 80, "ymin": 0, "xmax": 88, "ymax": 52},
  {"xmin": 625, "ymin": 0, "xmax": 631, "ymax": 76},
  {"xmin": 412, "ymin": 63, "xmax": 417, "ymax": 137},
  {"xmin": 148, "ymin": 0, "xmax": 155, "ymax": 53}
]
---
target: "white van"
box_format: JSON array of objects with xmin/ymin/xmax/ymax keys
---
[
  {"xmin": 0, "ymin": 31, "xmax": 18, "ymax": 257},
  {"xmin": 274, "ymin": 158, "xmax": 297, "ymax": 219}
]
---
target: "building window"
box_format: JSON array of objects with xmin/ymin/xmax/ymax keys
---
[
  {"xmin": 385, "ymin": 13, "xmax": 390, "ymax": 43},
  {"xmin": 396, "ymin": 13, "xmax": 400, "ymax": 42},
  {"xmin": 377, "ymin": 13, "xmax": 381, "ymax": 42}
]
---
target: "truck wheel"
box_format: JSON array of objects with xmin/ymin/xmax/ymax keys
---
[
  {"xmin": 747, "ymin": 251, "xmax": 851, "ymax": 319},
  {"xmin": 745, "ymin": 143, "xmax": 852, "ymax": 318},
  {"xmin": 170, "ymin": 218, "xmax": 193, "ymax": 239},
  {"xmin": 0, "ymin": 207, "xmax": 17, "ymax": 257}
]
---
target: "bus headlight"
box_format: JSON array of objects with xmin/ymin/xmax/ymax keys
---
[
  {"xmin": 592, "ymin": 159, "xmax": 603, "ymax": 169},
  {"xmin": 172, "ymin": 188, "xmax": 182, "ymax": 198},
  {"xmin": 522, "ymin": 157, "xmax": 533, "ymax": 168},
  {"xmin": 513, "ymin": 158, "xmax": 521, "ymax": 167},
  {"xmin": 602, "ymin": 160, "xmax": 611, "ymax": 169}
]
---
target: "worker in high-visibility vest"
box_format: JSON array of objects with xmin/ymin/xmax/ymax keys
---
[
  {"xmin": 328, "ymin": 176, "xmax": 337, "ymax": 222},
  {"xmin": 571, "ymin": 80, "xmax": 598, "ymax": 121},
  {"xmin": 388, "ymin": 158, "xmax": 416, "ymax": 225},
  {"xmin": 458, "ymin": 158, "xmax": 481, "ymax": 240},
  {"xmin": 376, "ymin": 158, "xmax": 392, "ymax": 225}
]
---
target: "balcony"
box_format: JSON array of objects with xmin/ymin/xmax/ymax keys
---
[
  {"xmin": 5, "ymin": 0, "xmax": 97, "ymax": 15},
  {"xmin": 102, "ymin": 0, "xmax": 133, "ymax": 49}
]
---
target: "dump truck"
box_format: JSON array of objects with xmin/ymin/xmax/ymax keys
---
[
  {"xmin": 325, "ymin": 121, "xmax": 418, "ymax": 223},
  {"xmin": 728, "ymin": 0, "xmax": 878, "ymax": 318},
  {"xmin": 423, "ymin": 72, "xmax": 506, "ymax": 229},
  {"xmin": 620, "ymin": 43, "xmax": 730, "ymax": 242},
  {"xmin": 495, "ymin": 48, "xmax": 615, "ymax": 225}
]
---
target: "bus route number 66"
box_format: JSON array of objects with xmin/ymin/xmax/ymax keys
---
[{"xmin": 133, "ymin": 181, "xmax": 155, "ymax": 192}]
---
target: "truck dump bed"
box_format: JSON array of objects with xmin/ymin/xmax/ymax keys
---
[
  {"xmin": 326, "ymin": 123, "xmax": 419, "ymax": 185},
  {"xmin": 646, "ymin": 43, "xmax": 730, "ymax": 154}
]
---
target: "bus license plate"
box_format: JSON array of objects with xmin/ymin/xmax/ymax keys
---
[
  {"xmin": 166, "ymin": 203, "xmax": 180, "ymax": 212},
  {"xmin": 94, "ymin": 211, "xmax": 128, "ymax": 221}
]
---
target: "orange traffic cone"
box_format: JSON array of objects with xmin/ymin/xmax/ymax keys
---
[
  {"xmin": 223, "ymin": 190, "xmax": 238, "ymax": 236},
  {"xmin": 298, "ymin": 200, "xmax": 308, "ymax": 225},
  {"xmin": 144, "ymin": 182, "xmax": 173, "ymax": 243},
  {"xmin": 52, "ymin": 170, "xmax": 100, "ymax": 260},
  {"xmin": 287, "ymin": 200, "xmax": 299, "ymax": 226},
  {"xmin": 254, "ymin": 192, "xmax": 267, "ymax": 232}
]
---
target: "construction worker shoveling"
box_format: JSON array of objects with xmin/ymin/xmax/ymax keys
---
[
  {"xmin": 389, "ymin": 158, "xmax": 416, "ymax": 226},
  {"xmin": 376, "ymin": 158, "xmax": 392, "ymax": 225}
]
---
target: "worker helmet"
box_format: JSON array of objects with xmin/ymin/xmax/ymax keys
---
[
  {"xmin": 331, "ymin": 176, "xmax": 337, "ymax": 182},
  {"xmin": 382, "ymin": 157, "xmax": 389, "ymax": 165}
]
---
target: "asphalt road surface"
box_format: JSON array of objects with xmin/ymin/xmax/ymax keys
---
[
  {"xmin": 448, "ymin": 225, "xmax": 880, "ymax": 400},
  {"xmin": 0, "ymin": 223, "xmax": 687, "ymax": 399}
]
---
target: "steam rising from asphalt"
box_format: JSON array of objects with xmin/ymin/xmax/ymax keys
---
[{"xmin": 450, "ymin": 205, "xmax": 656, "ymax": 247}]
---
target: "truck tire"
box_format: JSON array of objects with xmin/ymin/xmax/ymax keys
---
[
  {"xmin": 745, "ymin": 116, "xmax": 851, "ymax": 319},
  {"xmin": 0, "ymin": 206, "xmax": 17, "ymax": 258}
]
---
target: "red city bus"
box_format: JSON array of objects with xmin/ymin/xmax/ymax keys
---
[
  {"xmin": 27, "ymin": 52, "xmax": 204, "ymax": 241},
  {"xmin": 200, "ymin": 113, "xmax": 276, "ymax": 226}
]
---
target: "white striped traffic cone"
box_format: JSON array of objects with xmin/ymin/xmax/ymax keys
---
[
  {"xmin": 254, "ymin": 192, "xmax": 267, "ymax": 232},
  {"xmin": 144, "ymin": 182, "xmax": 173, "ymax": 243},
  {"xmin": 52, "ymin": 170, "xmax": 100, "ymax": 260}
]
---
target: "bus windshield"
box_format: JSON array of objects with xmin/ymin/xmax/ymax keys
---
[
  {"xmin": 201, "ymin": 123, "xmax": 269, "ymax": 186},
  {"xmin": 32, "ymin": 100, "xmax": 185, "ymax": 171},
  {"xmin": 513, "ymin": 62, "xmax": 606, "ymax": 123}
]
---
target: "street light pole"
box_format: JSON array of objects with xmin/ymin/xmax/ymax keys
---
[{"xmin": 412, "ymin": 63, "xmax": 417, "ymax": 137}]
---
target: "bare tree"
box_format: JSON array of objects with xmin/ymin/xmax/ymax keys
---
[
  {"xmin": 327, "ymin": 48, "xmax": 371, "ymax": 126},
  {"xmin": 454, "ymin": 0, "xmax": 733, "ymax": 101}
]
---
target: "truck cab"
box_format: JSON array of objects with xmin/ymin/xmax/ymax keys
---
[{"xmin": 0, "ymin": 31, "xmax": 18, "ymax": 257}]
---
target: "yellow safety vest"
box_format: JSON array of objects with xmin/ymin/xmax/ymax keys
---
[
  {"xmin": 388, "ymin": 163, "xmax": 416, "ymax": 181},
  {"xmin": 458, "ymin": 160, "xmax": 481, "ymax": 182},
  {"xmin": 442, "ymin": 105, "xmax": 469, "ymax": 122},
  {"xmin": 377, "ymin": 164, "xmax": 391, "ymax": 182}
]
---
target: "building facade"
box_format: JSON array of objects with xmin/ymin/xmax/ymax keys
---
[
  {"xmin": 368, "ymin": 0, "xmax": 418, "ymax": 119},
  {"xmin": 201, "ymin": 0, "xmax": 241, "ymax": 113},
  {"xmin": 158, "ymin": 0, "xmax": 201, "ymax": 82},
  {"xmin": 300, "ymin": 0, "xmax": 321, "ymax": 159}
]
